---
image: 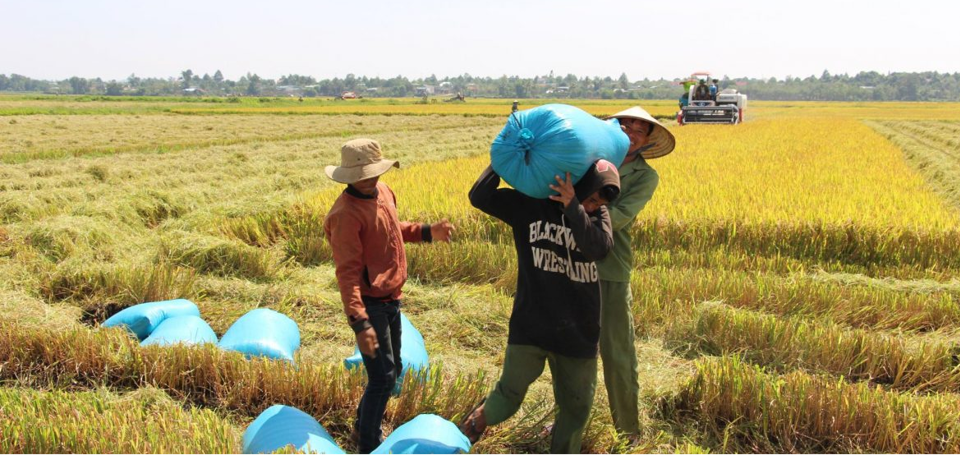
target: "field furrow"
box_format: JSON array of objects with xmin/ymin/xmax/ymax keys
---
[
  {"xmin": 0, "ymin": 387, "xmax": 242, "ymax": 453},
  {"xmin": 665, "ymin": 302, "xmax": 960, "ymax": 393},
  {"xmin": 667, "ymin": 356, "xmax": 960, "ymax": 453},
  {"xmin": 869, "ymin": 120, "xmax": 960, "ymax": 211}
]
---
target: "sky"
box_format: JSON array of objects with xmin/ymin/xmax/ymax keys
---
[{"xmin": 2, "ymin": 0, "xmax": 958, "ymax": 82}]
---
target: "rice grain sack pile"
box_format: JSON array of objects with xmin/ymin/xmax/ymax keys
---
[
  {"xmin": 371, "ymin": 414, "xmax": 471, "ymax": 454},
  {"xmin": 490, "ymin": 103, "xmax": 629, "ymax": 199},
  {"xmin": 219, "ymin": 308, "xmax": 300, "ymax": 363},
  {"xmin": 243, "ymin": 405, "xmax": 344, "ymax": 454},
  {"xmin": 140, "ymin": 315, "xmax": 218, "ymax": 347},
  {"xmin": 102, "ymin": 299, "xmax": 200, "ymax": 341}
]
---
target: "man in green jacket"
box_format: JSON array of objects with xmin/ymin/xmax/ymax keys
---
[{"xmin": 599, "ymin": 106, "xmax": 676, "ymax": 439}]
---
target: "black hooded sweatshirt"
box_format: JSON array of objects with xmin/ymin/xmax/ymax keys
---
[{"xmin": 469, "ymin": 166, "xmax": 614, "ymax": 358}]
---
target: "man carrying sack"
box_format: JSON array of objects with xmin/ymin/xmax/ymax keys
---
[
  {"xmin": 600, "ymin": 106, "xmax": 676, "ymax": 440},
  {"xmin": 460, "ymin": 159, "xmax": 620, "ymax": 454},
  {"xmin": 323, "ymin": 138, "xmax": 454, "ymax": 453}
]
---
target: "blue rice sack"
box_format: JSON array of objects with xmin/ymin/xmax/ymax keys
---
[
  {"xmin": 243, "ymin": 405, "xmax": 344, "ymax": 454},
  {"xmin": 219, "ymin": 308, "xmax": 300, "ymax": 363},
  {"xmin": 102, "ymin": 299, "xmax": 200, "ymax": 341},
  {"xmin": 344, "ymin": 312, "xmax": 428, "ymax": 394},
  {"xmin": 140, "ymin": 315, "xmax": 218, "ymax": 347},
  {"xmin": 372, "ymin": 414, "xmax": 471, "ymax": 454},
  {"xmin": 490, "ymin": 103, "xmax": 629, "ymax": 199}
]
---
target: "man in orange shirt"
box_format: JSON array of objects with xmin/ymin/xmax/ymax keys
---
[{"xmin": 323, "ymin": 138, "xmax": 454, "ymax": 453}]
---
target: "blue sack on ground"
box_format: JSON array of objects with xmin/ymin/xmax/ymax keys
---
[
  {"xmin": 490, "ymin": 103, "xmax": 629, "ymax": 199},
  {"xmin": 219, "ymin": 308, "xmax": 300, "ymax": 363},
  {"xmin": 140, "ymin": 315, "xmax": 218, "ymax": 347},
  {"xmin": 243, "ymin": 404, "xmax": 344, "ymax": 454},
  {"xmin": 372, "ymin": 414, "xmax": 471, "ymax": 454},
  {"xmin": 344, "ymin": 312, "xmax": 428, "ymax": 393},
  {"xmin": 102, "ymin": 299, "xmax": 200, "ymax": 341}
]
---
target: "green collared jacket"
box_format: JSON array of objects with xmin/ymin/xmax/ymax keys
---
[{"xmin": 596, "ymin": 157, "xmax": 659, "ymax": 282}]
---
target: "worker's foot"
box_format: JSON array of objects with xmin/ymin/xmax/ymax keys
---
[
  {"xmin": 539, "ymin": 422, "xmax": 554, "ymax": 440},
  {"xmin": 349, "ymin": 426, "xmax": 384, "ymax": 448},
  {"xmin": 459, "ymin": 399, "xmax": 488, "ymax": 444}
]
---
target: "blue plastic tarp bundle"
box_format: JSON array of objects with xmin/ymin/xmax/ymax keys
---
[
  {"xmin": 219, "ymin": 308, "xmax": 300, "ymax": 363},
  {"xmin": 102, "ymin": 299, "xmax": 200, "ymax": 341},
  {"xmin": 372, "ymin": 414, "xmax": 471, "ymax": 454},
  {"xmin": 344, "ymin": 312, "xmax": 428, "ymax": 394},
  {"xmin": 243, "ymin": 405, "xmax": 344, "ymax": 454},
  {"xmin": 140, "ymin": 315, "xmax": 218, "ymax": 347},
  {"xmin": 491, "ymin": 103, "xmax": 629, "ymax": 199}
]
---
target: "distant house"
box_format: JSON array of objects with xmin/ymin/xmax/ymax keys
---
[
  {"xmin": 415, "ymin": 85, "xmax": 435, "ymax": 97},
  {"xmin": 556, "ymin": 86, "xmax": 570, "ymax": 93},
  {"xmin": 183, "ymin": 87, "xmax": 206, "ymax": 95}
]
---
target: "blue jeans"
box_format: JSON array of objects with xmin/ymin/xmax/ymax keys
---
[{"xmin": 355, "ymin": 298, "xmax": 402, "ymax": 453}]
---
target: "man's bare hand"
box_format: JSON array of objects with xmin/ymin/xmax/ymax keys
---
[
  {"xmin": 548, "ymin": 173, "xmax": 576, "ymax": 207},
  {"xmin": 357, "ymin": 327, "xmax": 379, "ymax": 358},
  {"xmin": 431, "ymin": 219, "xmax": 455, "ymax": 242}
]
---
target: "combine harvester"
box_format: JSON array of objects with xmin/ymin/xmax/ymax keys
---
[{"xmin": 678, "ymin": 72, "xmax": 747, "ymax": 125}]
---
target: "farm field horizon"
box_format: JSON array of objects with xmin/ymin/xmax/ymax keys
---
[{"xmin": 2, "ymin": 96, "xmax": 960, "ymax": 453}]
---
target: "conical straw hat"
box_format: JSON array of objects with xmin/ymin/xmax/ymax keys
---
[{"xmin": 607, "ymin": 106, "xmax": 676, "ymax": 159}]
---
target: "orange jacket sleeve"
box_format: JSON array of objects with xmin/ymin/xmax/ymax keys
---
[
  {"xmin": 325, "ymin": 212, "xmax": 368, "ymax": 325},
  {"xmin": 399, "ymin": 221, "xmax": 430, "ymax": 243}
]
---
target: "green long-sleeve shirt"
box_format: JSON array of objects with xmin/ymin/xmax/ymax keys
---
[{"xmin": 596, "ymin": 157, "xmax": 659, "ymax": 282}]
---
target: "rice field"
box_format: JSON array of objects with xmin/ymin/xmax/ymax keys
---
[
  {"xmin": 0, "ymin": 96, "xmax": 680, "ymax": 117},
  {"xmin": 0, "ymin": 114, "xmax": 504, "ymax": 163},
  {"xmin": 2, "ymin": 94, "xmax": 960, "ymax": 453}
]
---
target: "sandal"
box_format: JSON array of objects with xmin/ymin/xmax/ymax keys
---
[
  {"xmin": 538, "ymin": 422, "xmax": 554, "ymax": 440},
  {"xmin": 458, "ymin": 398, "xmax": 488, "ymax": 444}
]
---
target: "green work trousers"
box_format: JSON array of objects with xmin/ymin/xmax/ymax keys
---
[
  {"xmin": 599, "ymin": 279, "xmax": 640, "ymax": 436},
  {"xmin": 484, "ymin": 344, "xmax": 598, "ymax": 454}
]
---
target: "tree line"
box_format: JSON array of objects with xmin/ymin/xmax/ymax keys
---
[{"xmin": 1, "ymin": 70, "xmax": 958, "ymax": 101}]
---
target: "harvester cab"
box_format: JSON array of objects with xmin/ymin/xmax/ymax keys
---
[{"xmin": 677, "ymin": 72, "xmax": 747, "ymax": 125}]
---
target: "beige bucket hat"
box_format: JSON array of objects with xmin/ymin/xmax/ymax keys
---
[
  {"xmin": 607, "ymin": 107, "xmax": 676, "ymax": 159},
  {"xmin": 324, "ymin": 138, "xmax": 399, "ymax": 184}
]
